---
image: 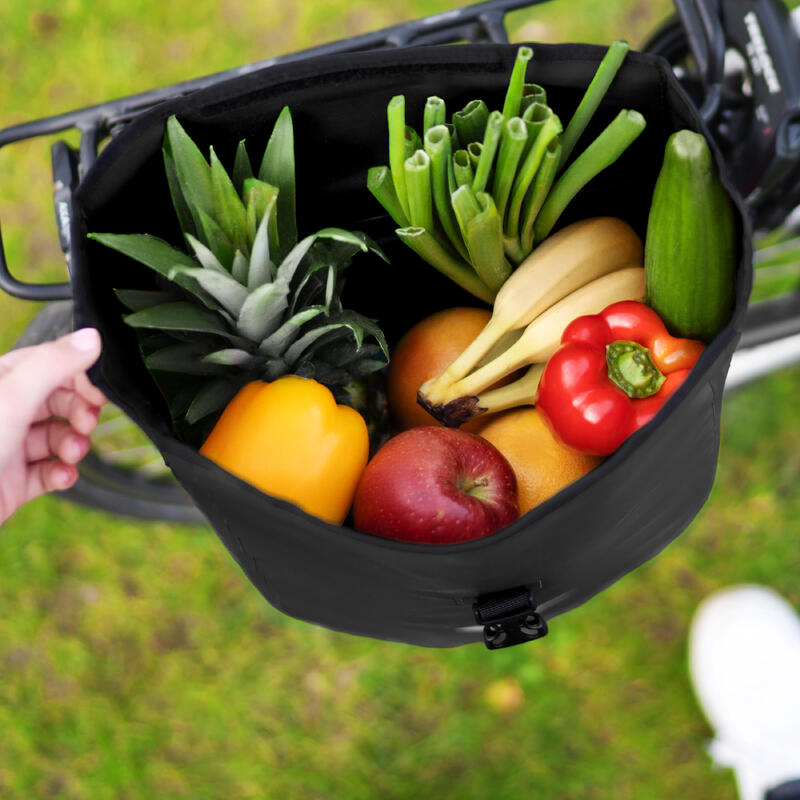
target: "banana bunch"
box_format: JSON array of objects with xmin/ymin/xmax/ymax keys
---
[{"xmin": 418, "ymin": 217, "xmax": 645, "ymax": 426}]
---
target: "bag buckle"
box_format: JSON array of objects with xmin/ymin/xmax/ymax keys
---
[{"xmin": 473, "ymin": 585, "xmax": 548, "ymax": 650}]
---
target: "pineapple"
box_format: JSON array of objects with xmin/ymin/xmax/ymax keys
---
[{"xmin": 89, "ymin": 108, "xmax": 389, "ymax": 445}]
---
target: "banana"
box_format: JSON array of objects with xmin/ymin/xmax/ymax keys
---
[
  {"xmin": 471, "ymin": 363, "xmax": 545, "ymax": 417},
  {"xmin": 422, "ymin": 267, "xmax": 645, "ymax": 426},
  {"xmin": 419, "ymin": 216, "xmax": 643, "ymax": 406}
]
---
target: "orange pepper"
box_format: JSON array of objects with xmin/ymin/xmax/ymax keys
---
[{"xmin": 199, "ymin": 376, "xmax": 368, "ymax": 524}]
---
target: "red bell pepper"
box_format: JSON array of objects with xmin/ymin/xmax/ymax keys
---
[{"xmin": 535, "ymin": 301, "xmax": 706, "ymax": 456}]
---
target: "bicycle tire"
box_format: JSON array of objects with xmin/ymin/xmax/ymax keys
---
[
  {"xmin": 641, "ymin": 14, "xmax": 685, "ymax": 60},
  {"xmin": 14, "ymin": 301, "xmax": 205, "ymax": 523}
]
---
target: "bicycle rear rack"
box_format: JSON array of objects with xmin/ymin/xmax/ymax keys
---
[{"xmin": 0, "ymin": 0, "xmax": 543, "ymax": 303}]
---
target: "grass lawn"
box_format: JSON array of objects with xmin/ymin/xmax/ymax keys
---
[{"xmin": 1, "ymin": 1, "xmax": 799, "ymax": 798}]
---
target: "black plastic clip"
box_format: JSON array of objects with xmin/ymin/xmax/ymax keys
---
[{"xmin": 473, "ymin": 585, "xmax": 548, "ymax": 650}]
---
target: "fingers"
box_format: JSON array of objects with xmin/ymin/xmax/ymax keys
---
[
  {"xmin": 0, "ymin": 329, "xmax": 105, "ymax": 514},
  {"xmin": 46, "ymin": 389, "xmax": 102, "ymax": 435},
  {"xmin": 25, "ymin": 459, "xmax": 79, "ymax": 504},
  {"xmin": 20, "ymin": 415, "xmax": 95, "ymax": 509},
  {"xmin": 24, "ymin": 419, "xmax": 91, "ymax": 465},
  {"xmin": 0, "ymin": 351, "xmax": 107, "ymax": 425},
  {"xmin": 0, "ymin": 329, "xmax": 103, "ymax": 432},
  {"xmin": 72, "ymin": 370, "xmax": 108, "ymax": 408}
]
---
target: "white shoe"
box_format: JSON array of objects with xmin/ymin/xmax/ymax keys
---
[{"xmin": 688, "ymin": 585, "xmax": 800, "ymax": 800}]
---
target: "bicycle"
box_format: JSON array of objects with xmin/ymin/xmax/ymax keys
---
[{"xmin": 1, "ymin": 0, "xmax": 798, "ymax": 529}]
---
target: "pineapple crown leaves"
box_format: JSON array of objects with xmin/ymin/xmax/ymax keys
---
[{"xmin": 88, "ymin": 107, "xmax": 390, "ymax": 426}]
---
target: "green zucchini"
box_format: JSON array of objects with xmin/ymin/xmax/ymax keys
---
[{"xmin": 644, "ymin": 130, "xmax": 736, "ymax": 342}]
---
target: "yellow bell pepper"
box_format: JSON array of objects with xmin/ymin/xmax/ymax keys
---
[{"xmin": 199, "ymin": 376, "xmax": 369, "ymax": 524}]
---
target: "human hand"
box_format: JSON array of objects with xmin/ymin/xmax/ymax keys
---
[{"xmin": 0, "ymin": 328, "xmax": 108, "ymax": 525}]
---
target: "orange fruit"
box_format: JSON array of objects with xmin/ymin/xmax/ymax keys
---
[
  {"xmin": 387, "ymin": 307, "xmax": 497, "ymax": 433},
  {"xmin": 472, "ymin": 407, "xmax": 603, "ymax": 515}
]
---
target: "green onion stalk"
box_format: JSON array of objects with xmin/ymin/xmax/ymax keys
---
[
  {"xmin": 520, "ymin": 83, "xmax": 547, "ymax": 115},
  {"xmin": 559, "ymin": 39, "xmax": 630, "ymax": 169},
  {"xmin": 534, "ymin": 109, "xmax": 646, "ymax": 242},
  {"xmin": 367, "ymin": 166, "xmax": 409, "ymax": 228},
  {"xmin": 424, "ymin": 96, "xmax": 446, "ymax": 134},
  {"xmin": 467, "ymin": 142, "xmax": 482, "ymax": 171},
  {"xmin": 404, "ymin": 150, "xmax": 434, "ymax": 233},
  {"xmin": 388, "ymin": 95, "xmax": 409, "ymax": 218},
  {"xmin": 395, "ymin": 227, "xmax": 493, "ymax": 303},
  {"xmin": 369, "ymin": 41, "xmax": 642, "ymax": 302},
  {"xmin": 471, "ymin": 111, "xmax": 503, "ymax": 194},
  {"xmin": 519, "ymin": 138, "xmax": 562, "ymax": 254},
  {"xmin": 404, "ymin": 126, "xmax": 422, "ymax": 159},
  {"xmin": 453, "ymin": 99, "xmax": 490, "ymax": 146},
  {"xmin": 449, "ymin": 185, "xmax": 508, "ymax": 294},
  {"xmin": 492, "ymin": 117, "xmax": 528, "ymax": 225},
  {"xmin": 465, "ymin": 193, "xmax": 512, "ymax": 291},
  {"xmin": 521, "ymin": 102, "xmax": 552, "ymax": 153},
  {"xmin": 453, "ymin": 149, "xmax": 474, "ymax": 188},
  {"xmin": 451, "ymin": 184, "xmax": 482, "ymax": 238},
  {"xmin": 424, "ymin": 126, "xmax": 468, "ymax": 260},
  {"xmin": 502, "ymin": 47, "xmax": 534, "ymax": 118},
  {"xmin": 445, "ymin": 123, "xmax": 459, "ymax": 151},
  {"xmin": 505, "ymin": 111, "xmax": 562, "ymax": 249}
]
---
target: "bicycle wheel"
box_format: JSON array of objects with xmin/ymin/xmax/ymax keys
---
[{"xmin": 14, "ymin": 300, "xmax": 205, "ymax": 523}]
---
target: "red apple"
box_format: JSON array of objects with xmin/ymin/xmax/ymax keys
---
[{"xmin": 353, "ymin": 426, "xmax": 519, "ymax": 544}]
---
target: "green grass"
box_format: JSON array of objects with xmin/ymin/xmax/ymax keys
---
[{"xmin": 2, "ymin": 1, "xmax": 800, "ymax": 798}]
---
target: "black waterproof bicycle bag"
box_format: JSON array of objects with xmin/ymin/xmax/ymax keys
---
[{"xmin": 70, "ymin": 43, "xmax": 752, "ymax": 647}]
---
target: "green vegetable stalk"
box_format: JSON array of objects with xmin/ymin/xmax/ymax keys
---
[
  {"xmin": 467, "ymin": 142, "xmax": 482, "ymax": 171},
  {"xmin": 453, "ymin": 100, "xmax": 490, "ymax": 146},
  {"xmin": 424, "ymin": 96, "xmax": 446, "ymax": 133},
  {"xmin": 367, "ymin": 166, "xmax": 410, "ymax": 228},
  {"xmin": 559, "ymin": 39, "xmax": 630, "ymax": 168},
  {"xmin": 453, "ymin": 149, "xmax": 474, "ymax": 188},
  {"xmin": 396, "ymin": 227, "xmax": 493, "ymax": 303},
  {"xmin": 472, "ymin": 111, "xmax": 503, "ymax": 194},
  {"xmin": 522, "ymin": 102, "xmax": 552, "ymax": 147},
  {"xmin": 534, "ymin": 109, "xmax": 646, "ymax": 242},
  {"xmin": 465, "ymin": 193, "xmax": 512, "ymax": 291},
  {"xmin": 451, "ymin": 184, "xmax": 482, "ymax": 237},
  {"xmin": 505, "ymin": 112, "xmax": 562, "ymax": 243},
  {"xmin": 405, "ymin": 150, "xmax": 434, "ymax": 233},
  {"xmin": 388, "ymin": 96, "xmax": 409, "ymax": 218},
  {"xmin": 519, "ymin": 139, "xmax": 561, "ymax": 254},
  {"xmin": 502, "ymin": 47, "xmax": 534, "ymax": 119},
  {"xmin": 404, "ymin": 126, "xmax": 422, "ymax": 159},
  {"xmin": 369, "ymin": 42, "xmax": 644, "ymax": 301},
  {"xmin": 424, "ymin": 126, "xmax": 468, "ymax": 260},
  {"xmin": 492, "ymin": 117, "xmax": 528, "ymax": 225},
  {"xmin": 520, "ymin": 83, "xmax": 547, "ymax": 114}
]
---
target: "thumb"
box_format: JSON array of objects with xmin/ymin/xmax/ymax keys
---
[{"xmin": 0, "ymin": 328, "xmax": 103, "ymax": 427}]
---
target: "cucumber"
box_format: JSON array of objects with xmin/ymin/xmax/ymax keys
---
[{"xmin": 644, "ymin": 130, "xmax": 736, "ymax": 342}]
